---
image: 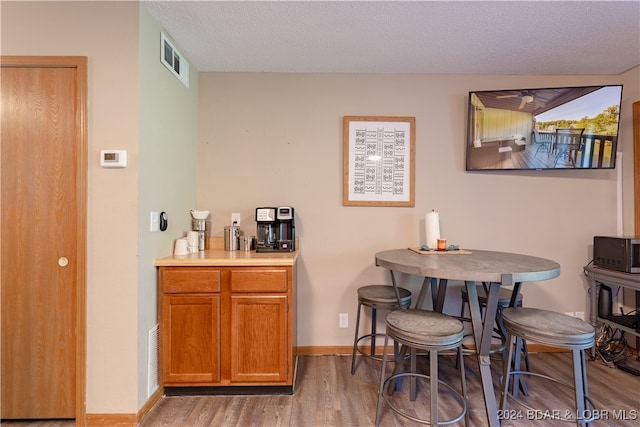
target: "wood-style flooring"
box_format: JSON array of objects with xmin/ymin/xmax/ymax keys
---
[{"xmin": 2, "ymin": 353, "xmax": 639, "ymax": 426}]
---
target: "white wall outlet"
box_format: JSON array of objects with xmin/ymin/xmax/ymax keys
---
[
  {"xmin": 231, "ymin": 213, "xmax": 241, "ymax": 227},
  {"xmin": 150, "ymin": 211, "xmax": 160, "ymax": 232},
  {"xmin": 575, "ymin": 311, "xmax": 585, "ymax": 321},
  {"xmin": 339, "ymin": 313, "xmax": 348, "ymax": 328}
]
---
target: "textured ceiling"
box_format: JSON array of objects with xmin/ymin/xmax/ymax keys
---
[{"xmin": 143, "ymin": 0, "xmax": 640, "ymax": 75}]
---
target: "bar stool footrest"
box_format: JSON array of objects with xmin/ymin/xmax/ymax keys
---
[
  {"xmin": 382, "ymin": 372, "xmax": 466, "ymax": 426},
  {"xmin": 355, "ymin": 333, "xmax": 387, "ymax": 361},
  {"xmin": 502, "ymin": 370, "xmax": 597, "ymax": 424}
]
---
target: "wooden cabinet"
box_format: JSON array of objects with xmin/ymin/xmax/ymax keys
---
[
  {"xmin": 230, "ymin": 295, "xmax": 288, "ymax": 382},
  {"xmin": 159, "ymin": 268, "xmax": 221, "ymax": 385},
  {"xmin": 230, "ymin": 268, "xmax": 290, "ymax": 383},
  {"xmin": 162, "ymin": 294, "xmax": 220, "ymax": 384},
  {"xmin": 158, "ymin": 263, "xmax": 297, "ymax": 389}
]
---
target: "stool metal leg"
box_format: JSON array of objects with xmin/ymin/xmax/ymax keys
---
[
  {"xmin": 375, "ymin": 333, "xmax": 391, "ymax": 427},
  {"xmin": 580, "ymin": 349, "xmax": 589, "ymax": 408},
  {"xmin": 430, "ymin": 349, "xmax": 439, "ymax": 426},
  {"xmin": 410, "ymin": 347, "xmax": 417, "ymax": 401},
  {"xmin": 500, "ymin": 332, "xmax": 515, "ymax": 412},
  {"xmin": 511, "ymin": 337, "xmax": 524, "ymax": 398},
  {"xmin": 507, "ymin": 335, "xmax": 529, "ymax": 398},
  {"xmin": 573, "ymin": 349, "xmax": 587, "ymax": 427},
  {"xmin": 458, "ymin": 346, "xmax": 470, "ymax": 427},
  {"xmin": 385, "ymin": 339, "xmax": 408, "ymax": 394},
  {"xmin": 351, "ymin": 301, "xmax": 363, "ymax": 374},
  {"xmin": 371, "ymin": 307, "xmax": 377, "ymax": 357}
]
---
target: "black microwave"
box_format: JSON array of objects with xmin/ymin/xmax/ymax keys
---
[{"xmin": 593, "ymin": 236, "xmax": 640, "ymax": 273}]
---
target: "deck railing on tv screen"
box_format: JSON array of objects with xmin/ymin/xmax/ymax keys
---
[
  {"xmin": 538, "ymin": 131, "xmax": 617, "ymax": 168},
  {"xmin": 581, "ymin": 134, "xmax": 617, "ymax": 168}
]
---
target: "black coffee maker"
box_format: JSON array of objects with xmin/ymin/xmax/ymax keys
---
[{"xmin": 255, "ymin": 206, "xmax": 295, "ymax": 252}]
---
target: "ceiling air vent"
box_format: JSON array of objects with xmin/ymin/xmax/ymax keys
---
[{"xmin": 160, "ymin": 32, "xmax": 189, "ymax": 88}]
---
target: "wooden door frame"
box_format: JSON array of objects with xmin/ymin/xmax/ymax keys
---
[
  {"xmin": 1, "ymin": 56, "xmax": 87, "ymax": 424},
  {"xmin": 634, "ymin": 101, "xmax": 640, "ymax": 234}
]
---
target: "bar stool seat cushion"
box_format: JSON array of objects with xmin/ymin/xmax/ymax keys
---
[
  {"xmin": 502, "ymin": 308, "xmax": 595, "ymax": 348},
  {"xmin": 386, "ymin": 309, "xmax": 463, "ymax": 348},
  {"xmin": 358, "ymin": 285, "xmax": 411, "ymax": 308}
]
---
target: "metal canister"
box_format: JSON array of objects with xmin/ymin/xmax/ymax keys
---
[
  {"xmin": 224, "ymin": 226, "xmax": 239, "ymax": 251},
  {"xmin": 239, "ymin": 235, "xmax": 256, "ymax": 251},
  {"xmin": 191, "ymin": 218, "xmax": 209, "ymax": 251}
]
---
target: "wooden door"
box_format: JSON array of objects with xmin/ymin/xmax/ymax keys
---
[{"xmin": 1, "ymin": 57, "xmax": 86, "ymax": 419}]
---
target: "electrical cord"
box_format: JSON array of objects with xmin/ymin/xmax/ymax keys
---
[{"xmin": 595, "ymin": 323, "xmax": 632, "ymax": 367}]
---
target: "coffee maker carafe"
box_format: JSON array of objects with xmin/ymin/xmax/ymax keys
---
[{"xmin": 255, "ymin": 207, "xmax": 295, "ymax": 252}]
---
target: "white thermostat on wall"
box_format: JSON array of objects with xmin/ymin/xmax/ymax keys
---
[{"xmin": 100, "ymin": 150, "xmax": 127, "ymax": 168}]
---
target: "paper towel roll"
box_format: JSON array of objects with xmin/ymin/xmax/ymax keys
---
[{"xmin": 425, "ymin": 211, "xmax": 441, "ymax": 249}]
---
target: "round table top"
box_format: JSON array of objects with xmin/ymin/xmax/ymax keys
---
[{"xmin": 375, "ymin": 248, "xmax": 560, "ymax": 283}]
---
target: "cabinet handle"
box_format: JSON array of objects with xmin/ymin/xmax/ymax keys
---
[{"xmin": 58, "ymin": 257, "xmax": 69, "ymax": 267}]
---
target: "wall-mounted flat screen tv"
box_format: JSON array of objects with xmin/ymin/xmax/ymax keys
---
[{"xmin": 466, "ymin": 85, "xmax": 623, "ymax": 171}]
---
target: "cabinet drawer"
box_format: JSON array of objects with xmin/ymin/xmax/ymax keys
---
[
  {"xmin": 230, "ymin": 269, "xmax": 288, "ymax": 292},
  {"xmin": 160, "ymin": 268, "xmax": 221, "ymax": 293}
]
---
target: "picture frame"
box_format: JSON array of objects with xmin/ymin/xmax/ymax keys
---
[{"xmin": 343, "ymin": 116, "xmax": 415, "ymax": 206}]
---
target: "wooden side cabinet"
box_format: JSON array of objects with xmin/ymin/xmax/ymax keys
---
[{"xmin": 158, "ymin": 263, "xmax": 297, "ymax": 389}]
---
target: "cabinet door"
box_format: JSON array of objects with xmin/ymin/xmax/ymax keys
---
[
  {"xmin": 230, "ymin": 295, "xmax": 288, "ymax": 383},
  {"xmin": 161, "ymin": 294, "xmax": 220, "ymax": 385}
]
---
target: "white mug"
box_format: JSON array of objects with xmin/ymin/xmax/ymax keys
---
[{"xmin": 174, "ymin": 238, "xmax": 189, "ymax": 255}]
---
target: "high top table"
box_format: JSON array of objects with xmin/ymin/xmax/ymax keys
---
[{"xmin": 375, "ymin": 249, "xmax": 560, "ymax": 427}]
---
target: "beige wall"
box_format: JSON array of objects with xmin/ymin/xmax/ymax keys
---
[
  {"xmin": 198, "ymin": 71, "xmax": 640, "ymax": 347},
  {"xmin": 2, "ymin": 0, "xmax": 639, "ymax": 417}
]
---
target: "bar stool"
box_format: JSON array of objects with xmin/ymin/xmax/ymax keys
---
[
  {"xmin": 375, "ymin": 309, "xmax": 468, "ymax": 427},
  {"xmin": 351, "ymin": 285, "xmax": 412, "ymax": 374},
  {"xmin": 459, "ymin": 285, "xmax": 530, "ymax": 378},
  {"xmin": 500, "ymin": 308, "xmax": 596, "ymax": 427}
]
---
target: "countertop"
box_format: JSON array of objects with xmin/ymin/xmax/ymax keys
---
[{"xmin": 154, "ymin": 238, "xmax": 299, "ymax": 267}]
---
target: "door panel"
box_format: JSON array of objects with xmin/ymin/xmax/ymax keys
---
[
  {"xmin": 161, "ymin": 294, "xmax": 221, "ymax": 384},
  {"xmin": 230, "ymin": 295, "xmax": 288, "ymax": 382},
  {"xmin": 1, "ymin": 61, "xmax": 84, "ymax": 419}
]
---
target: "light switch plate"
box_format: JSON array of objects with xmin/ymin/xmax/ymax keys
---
[
  {"xmin": 150, "ymin": 211, "xmax": 160, "ymax": 232},
  {"xmin": 339, "ymin": 313, "xmax": 348, "ymax": 328}
]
